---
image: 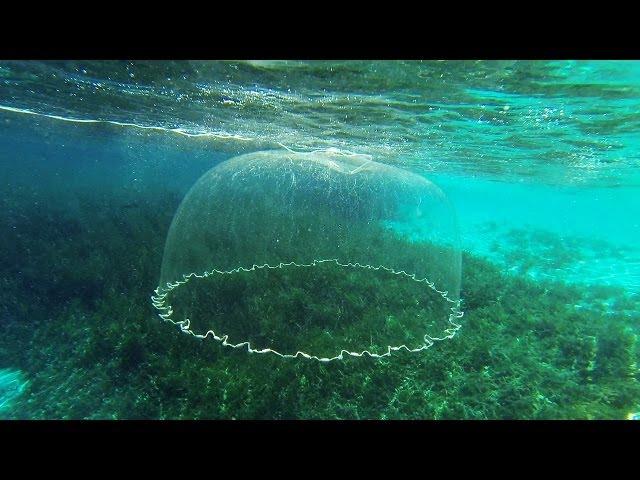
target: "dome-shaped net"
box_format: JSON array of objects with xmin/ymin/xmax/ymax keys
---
[{"xmin": 152, "ymin": 149, "xmax": 463, "ymax": 361}]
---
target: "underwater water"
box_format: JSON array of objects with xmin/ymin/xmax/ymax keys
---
[{"xmin": 0, "ymin": 60, "xmax": 638, "ymax": 419}]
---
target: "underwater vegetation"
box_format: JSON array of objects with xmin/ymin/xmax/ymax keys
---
[{"xmin": 0, "ymin": 178, "xmax": 638, "ymax": 420}]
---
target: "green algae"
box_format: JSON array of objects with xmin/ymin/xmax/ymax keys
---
[{"xmin": 0, "ymin": 189, "xmax": 638, "ymax": 419}]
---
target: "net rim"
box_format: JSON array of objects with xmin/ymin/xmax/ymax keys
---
[{"xmin": 151, "ymin": 258, "xmax": 463, "ymax": 362}]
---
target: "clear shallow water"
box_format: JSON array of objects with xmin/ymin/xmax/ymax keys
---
[
  {"xmin": 0, "ymin": 60, "xmax": 638, "ymax": 419},
  {"xmin": 434, "ymin": 173, "xmax": 640, "ymax": 293}
]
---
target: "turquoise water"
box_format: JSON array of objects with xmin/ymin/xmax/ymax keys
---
[{"xmin": 0, "ymin": 60, "xmax": 638, "ymax": 419}]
